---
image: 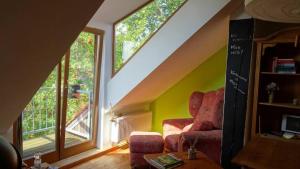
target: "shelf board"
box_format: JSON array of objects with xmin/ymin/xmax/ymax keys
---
[
  {"xmin": 259, "ymin": 102, "xmax": 300, "ymax": 109},
  {"xmin": 261, "ymin": 72, "xmax": 300, "ymax": 76},
  {"xmin": 259, "ymin": 134, "xmax": 300, "ymax": 143}
]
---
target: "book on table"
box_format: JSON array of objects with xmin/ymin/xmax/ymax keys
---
[{"xmin": 149, "ymin": 153, "xmax": 184, "ymax": 169}]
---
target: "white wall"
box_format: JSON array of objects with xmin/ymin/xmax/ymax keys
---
[
  {"xmin": 87, "ymin": 20, "xmax": 113, "ymax": 149},
  {"xmin": 106, "ymin": 0, "xmax": 230, "ymax": 108}
]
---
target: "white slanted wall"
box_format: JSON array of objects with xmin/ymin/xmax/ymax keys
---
[{"xmin": 107, "ymin": 0, "xmax": 231, "ymax": 109}]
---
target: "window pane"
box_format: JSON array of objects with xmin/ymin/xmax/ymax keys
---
[
  {"xmin": 22, "ymin": 67, "xmax": 57, "ymax": 158},
  {"xmin": 64, "ymin": 32, "xmax": 96, "ymax": 147},
  {"xmin": 114, "ymin": 0, "xmax": 186, "ymax": 72}
]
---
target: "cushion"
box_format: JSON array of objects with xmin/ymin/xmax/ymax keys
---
[
  {"xmin": 189, "ymin": 92, "xmax": 204, "ymax": 117},
  {"xmin": 191, "ymin": 88, "xmax": 224, "ymax": 131}
]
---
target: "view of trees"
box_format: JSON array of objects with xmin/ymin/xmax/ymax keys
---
[
  {"xmin": 114, "ymin": 0, "xmax": 186, "ymax": 72},
  {"xmin": 22, "ymin": 68, "xmax": 57, "ymax": 140},
  {"xmin": 67, "ymin": 32, "xmax": 95, "ymax": 123},
  {"xmin": 22, "ymin": 32, "xmax": 96, "ymax": 141}
]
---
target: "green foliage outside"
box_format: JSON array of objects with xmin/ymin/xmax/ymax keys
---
[
  {"xmin": 114, "ymin": 0, "xmax": 186, "ymax": 72},
  {"xmin": 22, "ymin": 70, "xmax": 57, "ymax": 140},
  {"xmin": 67, "ymin": 32, "xmax": 95, "ymax": 123},
  {"xmin": 22, "ymin": 32, "xmax": 96, "ymax": 140}
]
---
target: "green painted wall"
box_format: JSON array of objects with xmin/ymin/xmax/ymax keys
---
[{"xmin": 150, "ymin": 47, "xmax": 227, "ymax": 133}]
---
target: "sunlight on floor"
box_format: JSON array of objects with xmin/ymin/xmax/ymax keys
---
[
  {"xmin": 109, "ymin": 148, "xmax": 129, "ymax": 155},
  {"xmin": 71, "ymin": 148, "xmax": 131, "ymax": 169}
]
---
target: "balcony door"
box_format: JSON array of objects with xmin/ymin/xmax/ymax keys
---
[
  {"xmin": 15, "ymin": 28, "xmax": 103, "ymax": 163},
  {"xmin": 60, "ymin": 30, "xmax": 101, "ymax": 159}
]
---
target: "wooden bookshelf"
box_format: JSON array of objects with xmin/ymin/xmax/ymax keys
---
[
  {"xmin": 251, "ymin": 27, "xmax": 300, "ymax": 138},
  {"xmin": 233, "ymin": 27, "xmax": 300, "ymax": 169}
]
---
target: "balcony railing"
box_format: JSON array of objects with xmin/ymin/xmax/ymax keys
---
[
  {"xmin": 22, "ymin": 87, "xmax": 57, "ymax": 139},
  {"xmin": 66, "ymin": 90, "xmax": 92, "ymax": 139},
  {"xmin": 22, "ymin": 87, "xmax": 92, "ymax": 140}
]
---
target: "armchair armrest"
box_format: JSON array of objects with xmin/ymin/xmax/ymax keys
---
[
  {"xmin": 178, "ymin": 130, "xmax": 222, "ymax": 163},
  {"xmin": 162, "ymin": 118, "xmax": 193, "ymax": 138}
]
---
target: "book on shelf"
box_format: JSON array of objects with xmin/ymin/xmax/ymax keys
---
[
  {"xmin": 149, "ymin": 153, "xmax": 184, "ymax": 169},
  {"xmin": 272, "ymin": 57, "xmax": 296, "ymax": 74},
  {"xmin": 272, "ymin": 57, "xmax": 278, "ymax": 72}
]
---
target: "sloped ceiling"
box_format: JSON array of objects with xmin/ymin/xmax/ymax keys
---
[{"xmin": 0, "ymin": 0, "xmax": 104, "ymax": 133}]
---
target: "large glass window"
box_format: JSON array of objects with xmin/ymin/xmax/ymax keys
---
[
  {"xmin": 19, "ymin": 29, "xmax": 103, "ymax": 162},
  {"xmin": 113, "ymin": 0, "xmax": 186, "ymax": 73}
]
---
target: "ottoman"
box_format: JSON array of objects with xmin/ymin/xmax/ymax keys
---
[{"xmin": 129, "ymin": 131, "xmax": 164, "ymax": 169}]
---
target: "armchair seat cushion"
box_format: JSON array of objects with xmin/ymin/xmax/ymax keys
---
[
  {"xmin": 163, "ymin": 118, "xmax": 193, "ymax": 139},
  {"xmin": 164, "ymin": 130, "xmax": 222, "ymax": 153}
]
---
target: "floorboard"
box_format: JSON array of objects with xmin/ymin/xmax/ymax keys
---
[{"xmin": 71, "ymin": 148, "xmax": 131, "ymax": 169}]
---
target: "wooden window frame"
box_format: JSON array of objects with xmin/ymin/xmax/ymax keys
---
[
  {"xmin": 112, "ymin": 0, "xmax": 187, "ymax": 76},
  {"xmin": 13, "ymin": 27, "xmax": 104, "ymax": 165}
]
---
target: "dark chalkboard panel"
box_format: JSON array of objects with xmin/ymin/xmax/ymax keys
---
[{"xmin": 221, "ymin": 19, "xmax": 254, "ymax": 169}]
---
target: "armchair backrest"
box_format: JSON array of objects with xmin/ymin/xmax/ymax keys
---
[
  {"xmin": 189, "ymin": 88, "xmax": 224, "ymax": 130},
  {"xmin": 198, "ymin": 88, "xmax": 224, "ymax": 129},
  {"xmin": 189, "ymin": 92, "xmax": 204, "ymax": 118}
]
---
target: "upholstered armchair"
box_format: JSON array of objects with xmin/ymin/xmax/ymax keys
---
[{"xmin": 163, "ymin": 88, "xmax": 224, "ymax": 163}]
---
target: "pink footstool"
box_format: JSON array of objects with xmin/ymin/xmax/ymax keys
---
[{"xmin": 129, "ymin": 131, "xmax": 164, "ymax": 169}]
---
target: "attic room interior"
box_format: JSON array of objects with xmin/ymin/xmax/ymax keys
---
[{"xmin": 1, "ymin": 0, "xmax": 300, "ymax": 169}]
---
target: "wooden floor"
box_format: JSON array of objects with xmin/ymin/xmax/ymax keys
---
[
  {"xmin": 23, "ymin": 132, "xmax": 86, "ymax": 157},
  {"xmin": 71, "ymin": 148, "xmax": 131, "ymax": 169}
]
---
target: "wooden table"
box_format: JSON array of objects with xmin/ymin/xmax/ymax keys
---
[
  {"xmin": 144, "ymin": 152, "xmax": 221, "ymax": 169},
  {"xmin": 232, "ymin": 136, "xmax": 300, "ymax": 169}
]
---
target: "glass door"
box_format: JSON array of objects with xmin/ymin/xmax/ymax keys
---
[
  {"xmin": 60, "ymin": 31, "xmax": 101, "ymax": 158},
  {"xmin": 18, "ymin": 28, "xmax": 103, "ymax": 163}
]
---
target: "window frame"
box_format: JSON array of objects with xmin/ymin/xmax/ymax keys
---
[{"xmin": 112, "ymin": 0, "xmax": 187, "ymax": 76}]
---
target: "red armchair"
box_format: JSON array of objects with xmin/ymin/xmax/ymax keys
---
[{"xmin": 163, "ymin": 88, "xmax": 224, "ymax": 164}]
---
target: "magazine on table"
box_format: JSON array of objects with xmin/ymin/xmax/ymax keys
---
[{"xmin": 149, "ymin": 153, "xmax": 184, "ymax": 169}]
